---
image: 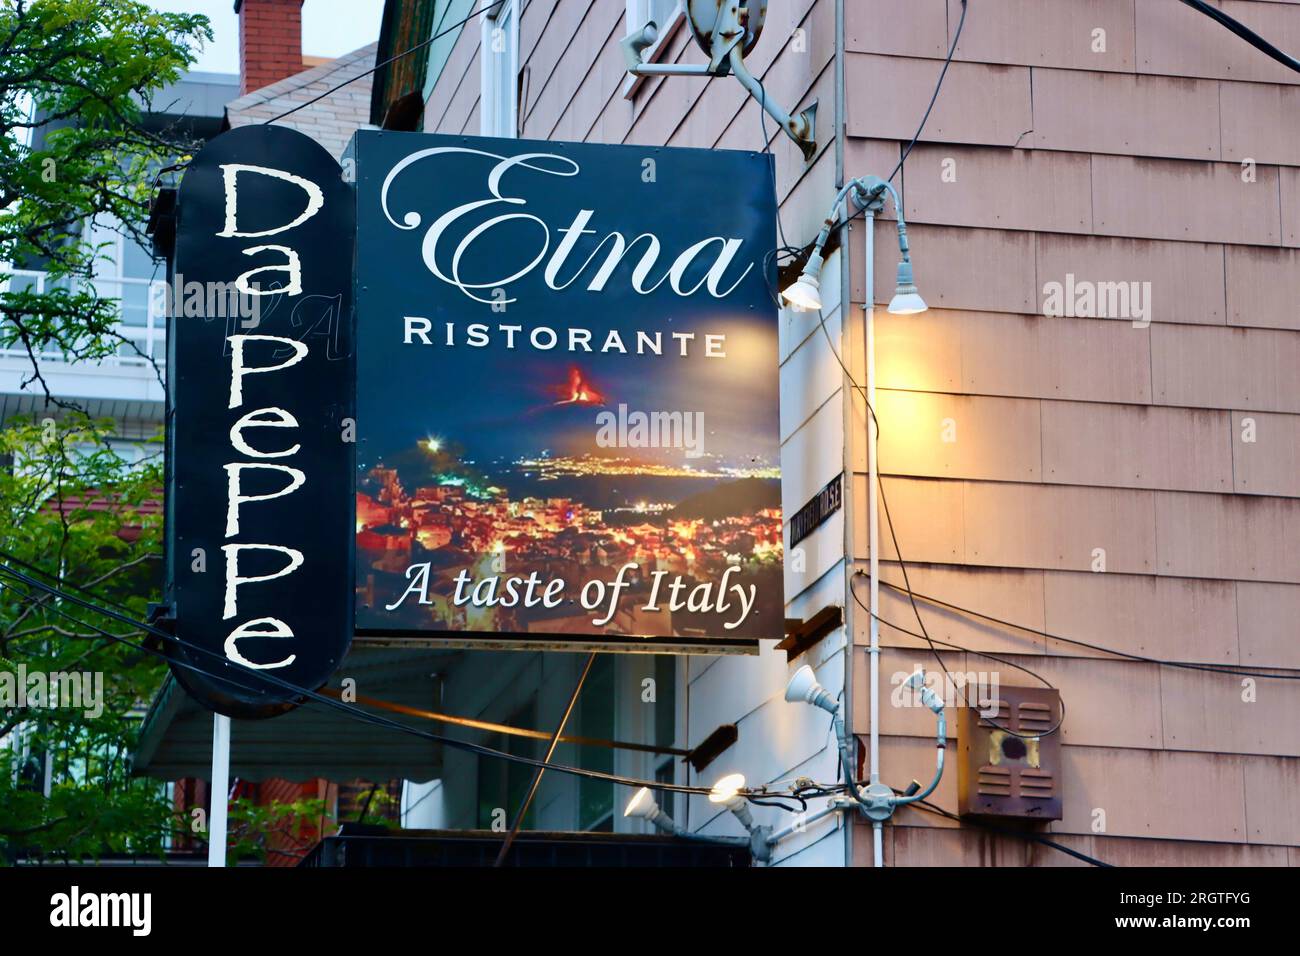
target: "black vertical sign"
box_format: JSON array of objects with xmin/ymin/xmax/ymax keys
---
[{"xmin": 166, "ymin": 125, "xmax": 354, "ymax": 717}]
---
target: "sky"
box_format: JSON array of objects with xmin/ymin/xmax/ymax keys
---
[{"xmin": 147, "ymin": 0, "xmax": 388, "ymax": 75}]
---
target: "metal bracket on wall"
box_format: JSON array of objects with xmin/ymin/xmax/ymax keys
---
[
  {"xmin": 685, "ymin": 723, "xmax": 739, "ymax": 772},
  {"xmin": 620, "ymin": 1, "xmax": 817, "ymax": 161},
  {"xmin": 146, "ymin": 186, "xmax": 178, "ymax": 259},
  {"xmin": 144, "ymin": 602, "xmax": 176, "ymax": 653},
  {"xmin": 777, "ymin": 605, "xmax": 843, "ymax": 662}
]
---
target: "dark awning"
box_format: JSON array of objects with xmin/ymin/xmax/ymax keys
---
[
  {"xmin": 301, "ymin": 827, "xmax": 752, "ymax": 867},
  {"xmin": 133, "ymin": 647, "xmax": 453, "ymax": 783}
]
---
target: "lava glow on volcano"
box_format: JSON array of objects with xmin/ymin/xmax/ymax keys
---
[{"xmin": 553, "ymin": 366, "xmax": 607, "ymax": 406}]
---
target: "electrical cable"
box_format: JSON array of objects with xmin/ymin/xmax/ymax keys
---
[
  {"xmin": 871, "ymin": 466, "xmax": 1069, "ymax": 739},
  {"xmin": 901, "ymin": 794, "xmax": 1112, "ymax": 867},
  {"xmin": 823, "ymin": 0, "xmax": 968, "ymax": 247},
  {"xmin": 0, "ymin": 558, "xmax": 882, "ymax": 835},
  {"xmin": 819, "ymin": 286, "xmax": 1297, "ymax": 736},
  {"xmin": 1178, "ymin": 0, "xmax": 1300, "ymax": 74},
  {"xmin": 762, "ymin": 243, "xmax": 804, "ymax": 308},
  {"xmin": 817, "ymin": 0, "xmax": 1299, "ymax": 252},
  {"xmin": 765, "ymin": 2, "xmax": 969, "ymax": 303},
  {"xmin": 875, "ymin": 578, "xmax": 1300, "ymax": 682},
  {"xmin": 0, "ymin": 561, "xmax": 842, "ymax": 816},
  {"xmin": 0, "ymin": 560, "xmax": 802, "ymax": 806},
  {"xmin": 0, "ymin": 545, "xmax": 142, "ymax": 617},
  {"xmin": 261, "ymin": 1, "xmax": 506, "ymax": 126},
  {"xmin": 887, "ymin": 0, "xmax": 968, "ymax": 199},
  {"xmin": 204, "ymin": 0, "xmax": 1295, "ymax": 849},
  {"xmin": 763, "ymin": 0, "xmax": 1293, "ymax": 311},
  {"xmin": 495, "ymin": 651, "xmax": 595, "ymax": 866},
  {"xmin": 807, "ymin": 300, "xmax": 1300, "ymax": 687},
  {"xmin": 746, "ymin": 794, "xmax": 809, "ymax": 813},
  {"xmin": 849, "ymin": 574, "xmax": 1069, "ymax": 724},
  {"xmin": 316, "ymin": 685, "xmax": 692, "ymax": 756},
  {"xmin": 756, "ymin": 76, "xmax": 791, "ymax": 252},
  {"xmin": 805, "ymin": 298, "xmax": 1066, "ymax": 737}
]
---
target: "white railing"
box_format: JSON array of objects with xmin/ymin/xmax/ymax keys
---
[{"xmin": 0, "ymin": 268, "xmax": 166, "ymax": 370}]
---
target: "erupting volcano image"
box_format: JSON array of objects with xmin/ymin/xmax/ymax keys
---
[{"xmin": 552, "ymin": 365, "xmax": 607, "ymax": 406}]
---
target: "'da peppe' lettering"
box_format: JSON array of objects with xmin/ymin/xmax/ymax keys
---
[
  {"xmin": 215, "ymin": 162, "xmax": 322, "ymax": 669},
  {"xmin": 166, "ymin": 123, "xmax": 355, "ymax": 716}
]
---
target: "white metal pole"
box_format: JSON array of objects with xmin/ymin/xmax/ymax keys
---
[
  {"xmin": 208, "ymin": 713, "xmax": 230, "ymax": 868},
  {"xmin": 767, "ymin": 800, "xmax": 843, "ymax": 847},
  {"xmin": 865, "ymin": 209, "xmax": 883, "ymax": 868}
]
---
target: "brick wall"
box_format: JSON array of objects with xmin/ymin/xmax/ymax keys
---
[{"xmin": 237, "ymin": 0, "xmax": 305, "ymax": 95}]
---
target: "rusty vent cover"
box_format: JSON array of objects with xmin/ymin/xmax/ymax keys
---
[{"xmin": 957, "ymin": 685, "xmax": 1062, "ymax": 822}]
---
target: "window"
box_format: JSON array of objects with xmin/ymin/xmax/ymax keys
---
[
  {"xmin": 577, "ymin": 656, "xmax": 616, "ymax": 831},
  {"xmin": 652, "ymin": 655, "xmax": 677, "ymax": 822},
  {"xmin": 70, "ymin": 438, "xmax": 155, "ymax": 469},
  {"xmin": 85, "ymin": 215, "xmax": 164, "ymax": 363},
  {"xmin": 623, "ymin": 0, "xmax": 684, "ymax": 98},
  {"xmin": 476, "ymin": 698, "xmax": 537, "ymax": 829},
  {"xmin": 480, "ymin": 0, "xmax": 519, "ymax": 138},
  {"xmin": 627, "ymin": 0, "xmax": 682, "ymax": 37}
]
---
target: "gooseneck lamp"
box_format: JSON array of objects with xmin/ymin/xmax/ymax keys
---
[
  {"xmin": 623, "ymin": 786, "xmax": 679, "ymax": 834},
  {"xmin": 782, "ymin": 664, "xmax": 947, "ymax": 850},
  {"xmin": 780, "ymin": 177, "xmax": 927, "ymax": 317},
  {"xmin": 622, "ymin": 780, "xmax": 774, "ymax": 863}
]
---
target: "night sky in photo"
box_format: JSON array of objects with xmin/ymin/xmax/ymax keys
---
[{"xmin": 353, "ymin": 132, "xmax": 780, "ymax": 471}]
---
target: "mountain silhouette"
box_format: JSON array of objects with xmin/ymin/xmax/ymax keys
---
[{"xmin": 671, "ymin": 477, "xmax": 780, "ymax": 520}]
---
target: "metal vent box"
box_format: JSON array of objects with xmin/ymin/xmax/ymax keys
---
[{"xmin": 957, "ymin": 685, "xmax": 1063, "ymax": 822}]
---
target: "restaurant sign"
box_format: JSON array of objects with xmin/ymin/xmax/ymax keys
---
[
  {"xmin": 165, "ymin": 125, "xmax": 354, "ymax": 716},
  {"xmin": 165, "ymin": 127, "xmax": 781, "ymax": 715},
  {"xmin": 351, "ymin": 131, "xmax": 781, "ymax": 652}
]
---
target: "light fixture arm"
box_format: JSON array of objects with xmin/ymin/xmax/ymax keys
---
[
  {"xmin": 620, "ymin": 4, "xmax": 817, "ymax": 161},
  {"xmin": 625, "ymin": 786, "xmax": 765, "ymax": 859},
  {"xmin": 724, "ymin": 44, "xmax": 817, "ymax": 161},
  {"xmin": 802, "ymin": 175, "xmax": 901, "ymax": 276},
  {"xmin": 893, "ymin": 710, "xmax": 946, "ymax": 806},
  {"xmin": 778, "ymin": 178, "xmax": 879, "ymax": 312},
  {"xmin": 858, "ymin": 676, "xmax": 946, "ymax": 820},
  {"xmin": 851, "ymin": 176, "xmax": 912, "ymax": 258},
  {"xmin": 781, "ymin": 174, "xmax": 927, "ymax": 316},
  {"xmin": 765, "ymin": 796, "xmax": 853, "ymax": 847},
  {"xmin": 676, "ymin": 821, "xmax": 771, "ymax": 863},
  {"xmin": 782, "ymin": 665, "xmax": 946, "ymax": 832},
  {"xmin": 832, "ymin": 710, "xmax": 869, "ymax": 809}
]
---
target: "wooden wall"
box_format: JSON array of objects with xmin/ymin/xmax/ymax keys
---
[{"xmin": 848, "ymin": 0, "xmax": 1300, "ymax": 866}]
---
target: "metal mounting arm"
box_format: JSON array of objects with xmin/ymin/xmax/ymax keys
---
[
  {"xmin": 726, "ymin": 44, "xmax": 817, "ymax": 162},
  {"xmin": 619, "ymin": 3, "xmax": 818, "ymax": 162}
]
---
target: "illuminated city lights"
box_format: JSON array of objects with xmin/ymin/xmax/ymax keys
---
[{"xmin": 356, "ymin": 443, "xmax": 782, "ymax": 636}]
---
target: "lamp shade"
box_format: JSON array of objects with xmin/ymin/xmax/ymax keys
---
[
  {"xmin": 624, "ymin": 786, "xmax": 658, "ymax": 819},
  {"xmin": 785, "ymin": 664, "xmax": 822, "ymax": 704},
  {"xmin": 785, "ymin": 664, "xmax": 838, "ymax": 714},
  {"xmin": 781, "ymin": 272, "xmax": 822, "ymax": 311},
  {"xmin": 888, "ymin": 259, "xmax": 927, "ymax": 315}
]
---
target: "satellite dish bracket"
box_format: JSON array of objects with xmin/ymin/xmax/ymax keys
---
[{"xmin": 619, "ymin": 2, "xmax": 817, "ymax": 162}]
